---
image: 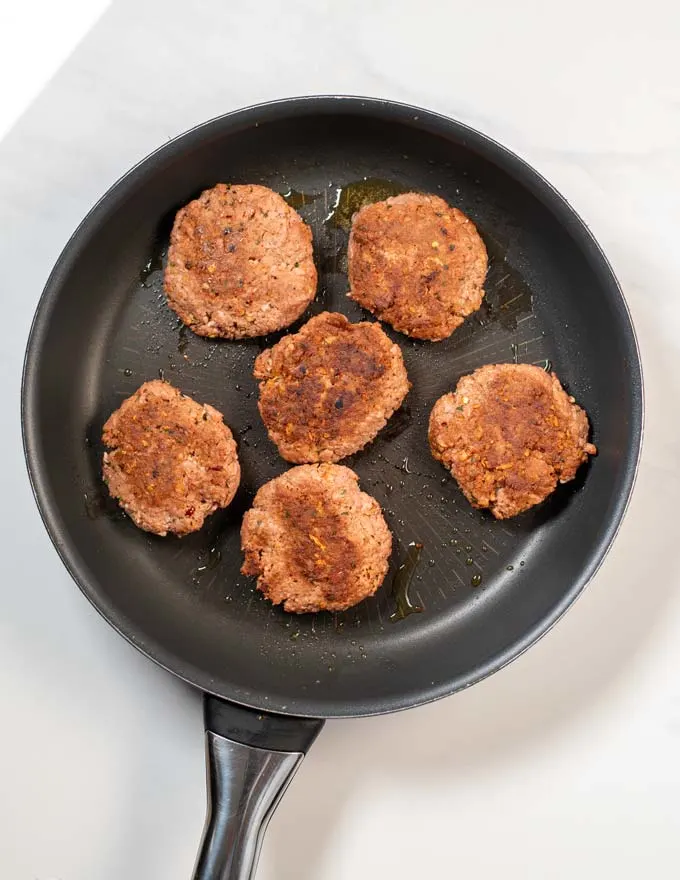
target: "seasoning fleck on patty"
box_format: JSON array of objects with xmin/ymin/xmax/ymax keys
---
[
  {"xmin": 164, "ymin": 184, "xmax": 317, "ymax": 338},
  {"xmin": 241, "ymin": 464, "xmax": 392, "ymax": 613},
  {"xmin": 102, "ymin": 380, "xmax": 240, "ymax": 536},
  {"xmin": 348, "ymin": 192, "xmax": 487, "ymax": 341},
  {"xmin": 254, "ymin": 312, "xmax": 409, "ymax": 463},
  {"xmin": 429, "ymin": 364, "xmax": 596, "ymax": 518}
]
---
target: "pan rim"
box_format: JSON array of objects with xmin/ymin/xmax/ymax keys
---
[{"xmin": 21, "ymin": 94, "xmax": 644, "ymax": 719}]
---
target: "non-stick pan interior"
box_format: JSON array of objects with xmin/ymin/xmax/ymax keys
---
[{"xmin": 23, "ymin": 99, "xmax": 642, "ymax": 716}]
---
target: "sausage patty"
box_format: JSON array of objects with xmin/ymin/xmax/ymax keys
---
[
  {"xmin": 102, "ymin": 380, "xmax": 240, "ymax": 536},
  {"xmin": 254, "ymin": 311, "xmax": 409, "ymax": 463},
  {"xmin": 428, "ymin": 364, "xmax": 596, "ymax": 519},
  {"xmin": 240, "ymin": 464, "xmax": 392, "ymax": 613},
  {"xmin": 348, "ymin": 192, "xmax": 487, "ymax": 341},
  {"xmin": 164, "ymin": 184, "xmax": 317, "ymax": 338}
]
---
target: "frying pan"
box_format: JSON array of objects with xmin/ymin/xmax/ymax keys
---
[{"xmin": 21, "ymin": 96, "xmax": 643, "ymax": 880}]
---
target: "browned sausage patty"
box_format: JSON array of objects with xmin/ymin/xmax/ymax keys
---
[
  {"xmin": 164, "ymin": 184, "xmax": 317, "ymax": 338},
  {"xmin": 254, "ymin": 312, "xmax": 409, "ymax": 463},
  {"xmin": 428, "ymin": 364, "xmax": 596, "ymax": 519},
  {"xmin": 241, "ymin": 464, "xmax": 392, "ymax": 613},
  {"xmin": 348, "ymin": 192, "xmax": 487, "ymax": 341},
  {"xmin": 102, "ymin": 380, "xmax": 240, "ymax": 536}
]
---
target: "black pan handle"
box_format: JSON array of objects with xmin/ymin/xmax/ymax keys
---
[{"xmin": 192, "ymin": 695, "xmax": 324, "ymax": 880}]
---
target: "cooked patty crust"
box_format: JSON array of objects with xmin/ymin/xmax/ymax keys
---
[
  {"xmin": 240, "ymin": 464, "xmax": 392, "ymax": 613},
  {"xmin": 102, "ymin": 380, "xmax": 240, "ymax": 536},
  {"xmin": 348, "ymin": 192, "xmax": 487, "ymax": 341},
  {"xmin": 254, "ymin": 311, "xmax": 409, "ymax": 463},
  {"xmin": 428, "ymin": 364, "xmax": 596, "ymax": 519},
  {"xmin": 164, "ymin": 184, "xmax": 317, "ymax": 338}
]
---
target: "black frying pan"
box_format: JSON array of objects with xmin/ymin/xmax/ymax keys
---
[{"xmin": 21, "ymin": 96, "xmax": 643, "ymax": 880}]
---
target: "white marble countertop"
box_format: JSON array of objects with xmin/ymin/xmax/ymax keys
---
[{"xmin": 2, "ymin": 1, "xmax": 680, "ymax": 878}]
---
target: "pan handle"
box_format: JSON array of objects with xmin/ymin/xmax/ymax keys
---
[{"xmin": 192, "ymin": 695, "xmax": 324, "ymax": 880}]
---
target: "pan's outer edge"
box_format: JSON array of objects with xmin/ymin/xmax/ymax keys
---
[{"xmin": 21, "ymin": 95, "xmax": 644, "ymax": 719}]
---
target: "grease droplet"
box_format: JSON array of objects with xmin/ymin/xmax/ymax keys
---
[
  {"xmin": 193, "ymin": 545, "xmax": 222, "ymax": 582},
  {"xmin": 281, "ymin": 188, "xmax": 322, "ymax": 209},
  {"xmin": 178, "ymin": 325, "xmax": 189, "ymax": 355},
  {"xmin": 325, "ymin": 178, "xmax": 408, "ymax": 230},
  {"xmin": 390, "ymin": 542, "xmax": 425, "ymax": 622}
]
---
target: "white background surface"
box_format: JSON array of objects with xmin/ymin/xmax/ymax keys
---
[{"xmin": 2, "ymin": 1, "xmax": 680, "ymax": 878}]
